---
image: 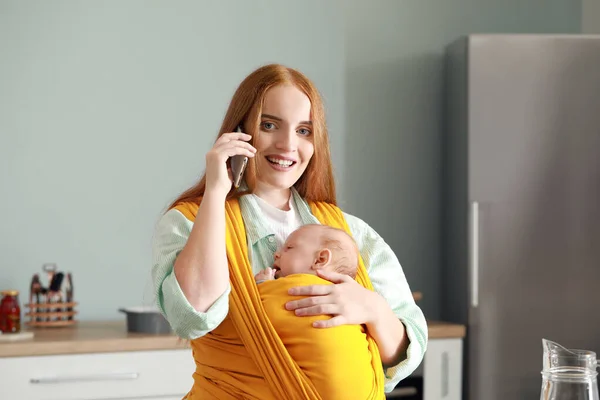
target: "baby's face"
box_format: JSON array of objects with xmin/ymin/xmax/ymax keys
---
[{"xmin": 272, "ymin": 226, "xmax": 322, "ymax": 278}]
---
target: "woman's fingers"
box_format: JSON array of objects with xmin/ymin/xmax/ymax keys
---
[
  {"xmin": 285, "ymin": 293, "xmax": 333, "ymax": 310},
  {"xmin": 213, "ymin": 140, "xmax": 256, "ymax": 158},
  {"xmin": 215, "ymin": 131, "xmax": 252, "ymax": 144},
  {"xmin": 293, "ymin": 303, "xmax": 340, "ymax": 317},
  {"xmin": 204, "ymin": 131, "xmax": 254, "ymax": 195},
  {"xmin": 313, "ymin": 315, "xmax": 345, "ymax": 328},
  {"xmin": 288, "ymin": 284, "xmax": 334, "ymax": 296}
]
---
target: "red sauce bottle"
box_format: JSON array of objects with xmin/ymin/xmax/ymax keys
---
[{"xmin": 0, "ymin": 290, "xmax": 21, "ymax": 333}]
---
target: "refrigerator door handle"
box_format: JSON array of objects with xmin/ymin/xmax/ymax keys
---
[{"xmin": 469, "ymin": 201, "xmax": 480, "ymax": 308}]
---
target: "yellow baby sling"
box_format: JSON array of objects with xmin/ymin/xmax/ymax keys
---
[{"xmin": 175, "ymin": 199, "xmax": 385, "ymax": 400}]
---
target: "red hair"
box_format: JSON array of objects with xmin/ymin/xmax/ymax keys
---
[{"xmin": 168, "ymin": 64, "xmax": 336, "ymax": 209}]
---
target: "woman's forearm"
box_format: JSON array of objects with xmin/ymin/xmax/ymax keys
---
[
  {"xmin": 173, "ymin": 192, "xmax": 229, "ymax": 312},
  {"xmin": 366, "ymin": 294, "xmax": 410, "ymax": 367}
]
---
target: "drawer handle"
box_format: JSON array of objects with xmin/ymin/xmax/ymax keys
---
[
  {"xmin": 30, "ymin": 372, "xmax": 140, "ymax": 384},
  {"xmin": 441, "ymin": 351, "xmax": 449, "ymax": 397}
]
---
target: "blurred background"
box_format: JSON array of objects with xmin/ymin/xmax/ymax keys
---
[{"xmin": 0, "ymin": 0, "xmax": 589, "ymax": 322}]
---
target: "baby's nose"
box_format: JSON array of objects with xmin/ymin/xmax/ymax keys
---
[{"xmin": 274, "ymin": 250, "xmax": 280, "ymax": 259}]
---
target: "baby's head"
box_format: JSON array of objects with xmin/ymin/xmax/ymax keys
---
[{"xmin": 272, "ymin": 224, "xmax": 358, "ymax": 279}]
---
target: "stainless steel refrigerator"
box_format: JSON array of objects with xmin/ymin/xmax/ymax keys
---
[{"xmin": 442, "ymin": 34, "xmax": 600, "ymax": 400}]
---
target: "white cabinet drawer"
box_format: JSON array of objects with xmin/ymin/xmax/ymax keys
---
[
  {"xmin": 0, "ymin": 349, "xmax": 195, "ymax": 400},
  {"xmin": 423, "ymin": 338, "xmax": 463, "ymax": 400}
]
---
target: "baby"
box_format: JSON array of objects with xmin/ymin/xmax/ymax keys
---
[
  {"xmin": 254, "ymin": 224, "xmax": 358, "ymax": 283},
  {"xmin": 253, "ymin": 224, "xmax": 380, "ymax": 399}
]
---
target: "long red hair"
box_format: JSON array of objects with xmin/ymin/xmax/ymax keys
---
[{"xmin": 168, "ymin": 64, "xmax": 336, "ymax": 209}]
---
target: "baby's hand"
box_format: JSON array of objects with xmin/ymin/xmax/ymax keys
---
[{"xmin": 255, "ymin": 267, "xmax": 276, "ymax": 283}]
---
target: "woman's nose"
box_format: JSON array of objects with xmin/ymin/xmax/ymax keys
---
[{"xmin": 275, "ymin": 128, "xmax": 297, "ymax": 151}]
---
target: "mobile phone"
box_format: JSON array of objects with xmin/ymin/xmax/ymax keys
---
[{"xmin": 231, "ymin": 125, "xmax": 248, "ymax": 188}]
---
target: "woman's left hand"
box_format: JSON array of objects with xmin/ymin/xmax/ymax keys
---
[{"xmin": 285, "ymin": 270, "xmax": 381, "ymax": 328}]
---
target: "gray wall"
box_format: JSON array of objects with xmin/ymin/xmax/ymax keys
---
[
  {"xmin": 0, "ymin": 0, "xmax": 582, "ymax": 322},
  {"xmin": 583, "ymin": 0, "xmax": 600, "ymax": 33},
  {"xmin": 0, "ymin": 1, "xmax": 345, "ymax": 320},
  {"xmin": 341, "ymin": 0, "xmax": 581, "ymax": 320}
]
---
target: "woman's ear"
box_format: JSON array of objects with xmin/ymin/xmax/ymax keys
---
[{"xmin": 312, "ymin": 249, "xmax": 332, "ymax": 270}]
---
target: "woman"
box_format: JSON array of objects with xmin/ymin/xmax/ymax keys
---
[{"xmin": 152, "ymin": 64, "xmax": 427, "ymax": 399}]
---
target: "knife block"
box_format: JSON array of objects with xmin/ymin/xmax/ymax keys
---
[{"xmin": 26, "ymin": 266, "xmax": 76, "ymax": 328}]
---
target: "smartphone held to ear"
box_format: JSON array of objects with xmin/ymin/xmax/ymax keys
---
[{"xmin": 231, "ymin": 126, "xmax": 248, "ymax": 188}]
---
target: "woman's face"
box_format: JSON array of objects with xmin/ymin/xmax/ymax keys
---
[{"xmin": 252, "ymin": 85, "xmax": 315, "ymax": 194}]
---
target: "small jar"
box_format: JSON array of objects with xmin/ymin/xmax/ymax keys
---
[{"xmin": 0, "ymin": 290, "xmax": 21, "ymax": 333}]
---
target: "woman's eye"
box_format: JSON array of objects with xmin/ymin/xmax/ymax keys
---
[
  {"xmin": 297, "ymin": 128, "xmax": 311, "ymax": 136},
  {"xmin": 261, "ymin": 122, "xmax": 276, "ymax": 130}
]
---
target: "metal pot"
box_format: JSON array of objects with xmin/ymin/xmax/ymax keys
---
[{"xmin": 118, "ymin": 306, "xmax": 172, "ymax": 335}]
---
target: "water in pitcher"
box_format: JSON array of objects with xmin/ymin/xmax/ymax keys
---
[{"xmin": 540, "ymin": 339, "xmax": 599, "ymax": 400}]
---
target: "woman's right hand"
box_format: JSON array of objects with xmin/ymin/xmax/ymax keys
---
[{"xmin": 205, "ymin": 130, "xmax": 256, "ymax": 197}]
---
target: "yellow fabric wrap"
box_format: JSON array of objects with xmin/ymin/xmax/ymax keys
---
[
  {"xmin": 259, "ymin": 274, "xmax": 379, "ymax": 399},
  {"xmin": 175, "ymin": 199, "xmax": 385, "ymax": 400}
]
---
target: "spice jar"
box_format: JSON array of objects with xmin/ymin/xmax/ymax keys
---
[{"xmin": 0, "ymin": 290, "xmax": 21, "ymax": 333}]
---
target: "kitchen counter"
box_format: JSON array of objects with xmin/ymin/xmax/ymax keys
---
[
  {"xmin": 0, "ymin": 319, "xmax": 465, "ymax": 358},
  {"xmin": 427, "ymin": 320, "xmax": 466, "ymax": 339},
  {"xmin": 0, "ymin": 321, "xmax": 185, "ymax": 358}
]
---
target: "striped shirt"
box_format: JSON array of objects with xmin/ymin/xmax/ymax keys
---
[{"xmin": 151, "ymin": 188, "xmax": 428, "ymax": 393}]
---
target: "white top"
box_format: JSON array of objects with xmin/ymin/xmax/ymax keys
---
[{"xmin": 252, "ymin": 193, "xmax": 304, "ymax": 248}]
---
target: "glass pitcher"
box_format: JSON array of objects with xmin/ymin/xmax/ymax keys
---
[{"xmin": 540, "ymin": 338, "xmax": 599, "ymax": 400}]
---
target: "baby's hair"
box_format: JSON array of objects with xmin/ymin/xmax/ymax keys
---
[{"xmin": 307, "ymin": 225, "xmax": 359, "ymax": 279}]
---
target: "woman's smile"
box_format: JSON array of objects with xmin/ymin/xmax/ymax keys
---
[{"xmin": 265, "ymin": 155, "xmax": 297, "ymax": 170}]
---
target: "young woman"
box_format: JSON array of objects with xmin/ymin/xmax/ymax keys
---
[{"xmin": 152, "ymin": 64, "xmax": 427, "ymax": 399}]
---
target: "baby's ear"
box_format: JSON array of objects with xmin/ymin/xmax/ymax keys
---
[{"xmin": 312, "ymin": 249, "xmax": 332, "ymax": 270}]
